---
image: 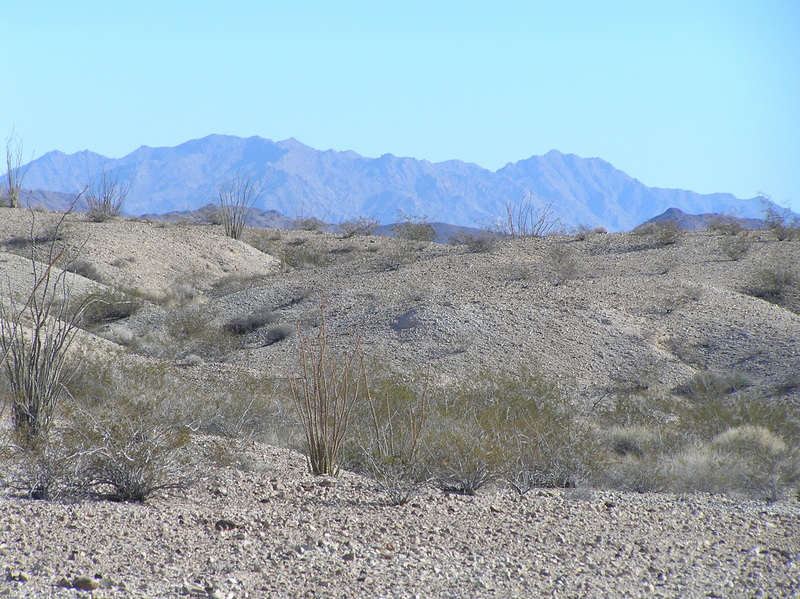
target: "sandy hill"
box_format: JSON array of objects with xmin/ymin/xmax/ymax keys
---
[{"xmin": 0, "ymin": 208, "xmax": 798, "ymax": 597}]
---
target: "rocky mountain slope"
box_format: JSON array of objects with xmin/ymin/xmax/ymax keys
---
[{"xmin": 16, "ymin": 134, "xmax": 767, "ymax": 231}]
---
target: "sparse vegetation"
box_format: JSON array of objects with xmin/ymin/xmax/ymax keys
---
[
  {"xmin": 290, "ymin": 295, "xmax": 365, "ymax": 476},
  {"xmin": 86, "ymin": 167, "xmax": 131, "ymax": 221},
  {"xmin": 760, "ymin": 193, "xmax": 800, "ymax": 241},
  {"xmin": 0, "ymin": 207, "xmax": 93, "ymax": 448},
  {"xmin": 339, "ymin": 216, "xmax": 380, "ymax": 238},
  {"xmin": 632, "ymin": 219, "xmax": 682, "ymax": 247},
  {"xmin": 2, "ymin": 132, "xmax": 29, "ymax": 208},
  {"xmin": 216, "ymin": 171, "xmax": 263, "ymax": 240},
  {"xmin": 392, "ymin": 210, "xmax": 435, "ymax": 243},
  {"xmin": 494, "ymin": 193, "xmax": 561, "ymax": 238}
]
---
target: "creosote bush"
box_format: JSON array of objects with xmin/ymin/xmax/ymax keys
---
[
  {"xmin": 339, "ymin": 216, "xmax": 380, "ymax": 238},
  {"xmin": 347, "ymin": 371, "xmax": 429, "ymax": 504},
  {"xmin": 392, "ymin": 211, "xmax": 435, "ymax": 243},
  {"xmin": 632, "ymin": 220, "xmax": 682, "ymax": 248}
]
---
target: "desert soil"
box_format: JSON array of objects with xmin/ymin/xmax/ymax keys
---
[{"xmin": 1, "ymin": 210, "xmax": 799, "ymax": 597}]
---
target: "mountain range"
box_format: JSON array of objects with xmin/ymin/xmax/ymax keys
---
[{"xmin": 17, "ymin": 134, "xmax": 767, "ymax": 231}]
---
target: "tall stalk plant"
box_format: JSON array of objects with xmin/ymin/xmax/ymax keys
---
[
  {"xmin": 290, "ymin": 295, "xmax": 365, "ymax": 476},
  {"xmin": 0, "ymin": 201, "xmax": 92, "ymax": 447}
]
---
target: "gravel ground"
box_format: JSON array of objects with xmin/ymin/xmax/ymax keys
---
[{"xmin": 1, "ymin": 443, "xmax": 798, "ymax": 598}]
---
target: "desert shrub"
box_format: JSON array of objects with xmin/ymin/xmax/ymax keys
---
[
  {"xmin": 423, "ymin": 370, "xmax": 598, "ymax": 495},
  {"xmin": 73, "ymin": 288, "xmax": 143, "ymax": 327},
  {"xmin": 339, "ymin": 216, "xmax": 380, "ymax": 238},
  {"xmin": 708, "ymin": 214, "xmax": 745, "ymax": 236},
  {"xmin": 294, "ymin": 216, "xmax": 326, "ymax": 232},
  {"xmin": 571, "ymin": 224, "xmax": 606, "ymax": 240},
  {"xmin": 85, "ymin": 167, "xmax": 130, "ymax": 221},
  {"xmin": 279, "ymin": 243, "xmax": 330, "ymax": 269},
  {"xmin": 216, "ymin": 171, "xmax": 262, "ymax": 240},
  {"xmin": 392, "ymin": 211, "xmax": 435, "ymax": 243},
  {"xmin": 290, "ymin": 295, "xmax": 366, "ymax": 476},
  {"xmin": 718, "ymin": 235, "xmax": 751, "ymax": 261},
  {"xmin": 131, "ymin": 309, "xmax": 236, "ymax": 363},
  {"xmin": 347, "ymin": 372, "xmax": 429, "ymax": 505},
  {"xmin": 493, "ymin": 193, "xmax": 561, "ymax": 238},
  {"xmin": 65, "ymin": 258, "xmax": 102, "ymax": 281},
  {"xmin": 70, "ymin": 395, "xmax": 194, "ymax": 502},
  {"xmin": 672, "ymin": 426, "xmax": 800, "ymax": 501},
  {"xmin": 223, "ymin": 307, "xmax": 277, "ymax": 335},
  {"xmin": 160, "ymin": 281, "xmax": 202, "ymax": 308},
  {"xmin": 449, "ymin": 231, "xmax": 497, "ymax": 253},
  {"xmin": 632, "ymin": 220, "xmax": 682, "ymax": 248},
  {"xmin": 675, "ymin": 390, "xmax": 800, "ymax": 444},
  {"xmin": 673, "ymin": 370, "xmax": 750, "ymax": 400},
  {"xmin": 261, "ymin": 323, "xmax": 294, "ymax": 346},
  {"xmin": 2, "ymin": 132, "xmax": 29, "ymax": 208},
  {"xmin": 5, "ymin": 435, "xmax": 86, "ymax": 500},
  {"xmin": 761, "ymin": 194, "xmax": 800, "ymax": 241},
  {"xmin": 545, "ymin": 245, "xmax": 579, "ymax": 286},
  {"xmin": 749, "ymin": 264, "xmax": 797, "ymax": 300},
  {"xmin": 0, "ymin": 209, "xmax": 92, "ymax": 448}
]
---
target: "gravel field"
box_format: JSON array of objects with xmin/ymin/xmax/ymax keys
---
[{"xmin": 1, "ymin": 443, "xmax": 798, "ymax": 598}]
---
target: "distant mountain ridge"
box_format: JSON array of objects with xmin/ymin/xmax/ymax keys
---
[{"xmin": 16, "ymin": 134, "xmax": 768, "ymax": 231}]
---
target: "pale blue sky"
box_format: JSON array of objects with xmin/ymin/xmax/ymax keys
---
[{"xmin": 3, "ymin": 1, "xmax": 799, "ymax": 211}]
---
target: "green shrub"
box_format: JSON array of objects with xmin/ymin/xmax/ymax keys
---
[
  {"xmin": 672, "ymin": 425, "xmax": 800, "ymax": 501},
  {"xmin": 423, "ymin": 370, "xmax": 599, "ymax": 495},
  {"xmin": 673, "ymin": 370, "xmax": 750, "ymax": 400},
  {"xmin": 347, "ymin": 372, "xmax": 429, "ymax": 505}
]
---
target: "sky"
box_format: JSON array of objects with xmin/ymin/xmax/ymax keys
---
[{"xmin": 3, "ymin": 1, "xmax": 799, "ymax": 211}]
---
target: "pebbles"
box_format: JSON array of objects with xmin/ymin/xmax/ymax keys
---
[{"xmin": 0, "ymin": 444, "xmax": 797, "ymax": 597}]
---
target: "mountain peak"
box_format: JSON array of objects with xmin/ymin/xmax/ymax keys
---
[{"xmin": 17, "ymin": 134, "xmax": 759, "ymax": 231}]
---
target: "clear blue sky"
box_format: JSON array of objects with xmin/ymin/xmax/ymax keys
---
[{"xmin": 3, "ymin": 1, "xmax": 799, "ymax": 211}]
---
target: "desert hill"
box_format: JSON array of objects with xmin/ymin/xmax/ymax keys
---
[{"xmin": 0, "ymin": 208, "xmax": 798, "ymax": 597}]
